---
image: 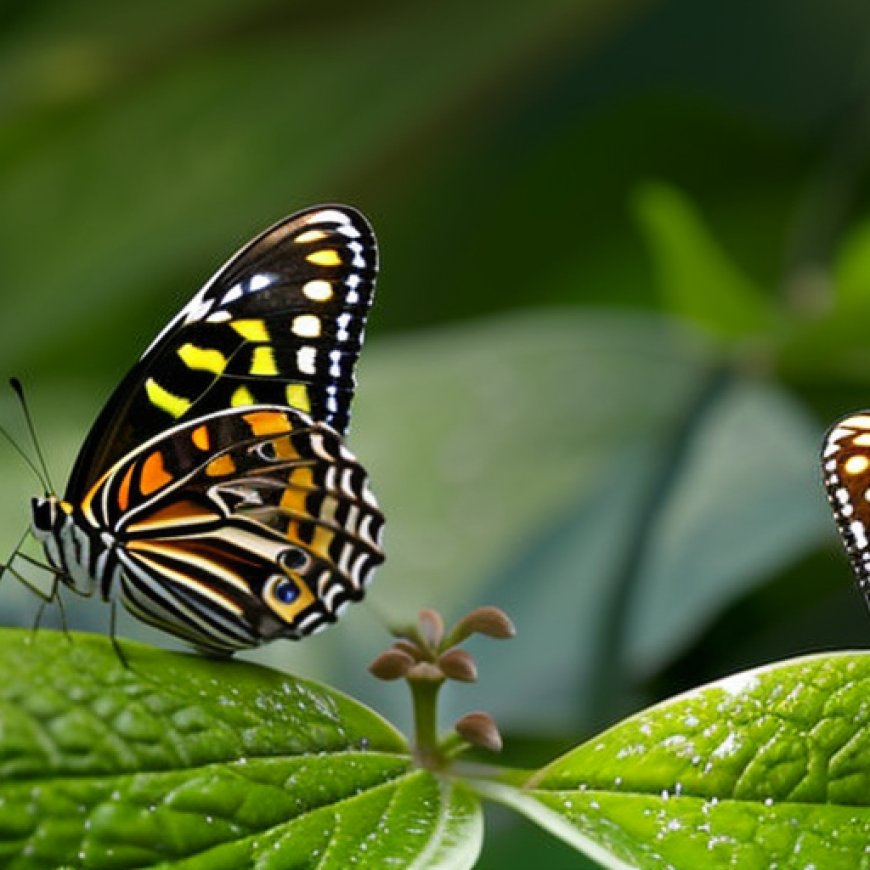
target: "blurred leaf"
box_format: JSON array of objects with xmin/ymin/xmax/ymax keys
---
[
  {"xmin": 0, "ymin": 630, "xmax": 484, "ymax": 870},
  {"xmin": 482, "ymin": 652, "xmax": 870, "ymax": 868},
  {"xmin": 634, "ymin": 181, "xmax": 775, "ymax": 338},
  {"xmin": 623, "ymin": 376, "xmax": 832, "ymax": 676},
  {"xmin": 355, "ymin": 311, "xmax": 712, "ymax": 623},
  {"xmin": 833, "ymin": 217, "xmax": 870, "ymax": 309}
]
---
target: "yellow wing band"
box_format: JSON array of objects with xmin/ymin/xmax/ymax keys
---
[{"xmin": 145, "ymin": 378, "xmax": 192, "ymax": 418}]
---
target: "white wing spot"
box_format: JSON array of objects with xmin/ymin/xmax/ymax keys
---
[
  {"xmin": 292, "ymin": 314, "xmax": 321, "ymax": 338},
  {"xmin": 297, "ymin": 346, "xmax": 316, "ymax": 375},
  {"xmin": 221, "ymin": 284, "xmax": 243, "ymax": 305},
  {"xmin": 336, "ymin": 312, "xmax": 352, "ymax": 341},
  {"xmin": 348, "ymin": 241, "xmax": 365, "ymax": 267}
]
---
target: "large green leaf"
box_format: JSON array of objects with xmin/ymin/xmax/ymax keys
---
[
  {"xmin": 621, "ymin": 376, "xmax": 832, "ymax": 675},
  {"xmin": 0, "ymin": 630, "xmax": 482, "ymax": 870},
  {"xmin": 481, "ymin": 652, "xmax": 870, "ymax": 869}
]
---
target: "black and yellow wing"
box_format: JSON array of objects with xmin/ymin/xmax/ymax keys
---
[{"xmin": 67, "ymin": 205, "xmax": 377, "ymax": 500}]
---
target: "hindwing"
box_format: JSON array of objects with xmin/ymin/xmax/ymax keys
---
[
  {"xmin": 67, "ymin": 205, "xmax": 377, "ymax": 499},
  {"xmin": 82, "ymin": 405, "xmax": 384, "ymax": 652}
]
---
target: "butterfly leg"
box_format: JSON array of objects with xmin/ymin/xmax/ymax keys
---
[
  {"xmin": 0, "ymin": 527, "xmax": 36, "ymax": 585},
  {"xmin": 109, "ymin": 599, "xmax": 130, "ymax": 669},
  {"xmin": 53, "ymin": 586, "xmax": 71, "ymax": 642},
  {"xmin": 5, "ymin": 562, "xmax": 61, "ymax": 603},
  {"xmin": 1, "ymin": 539, "xmax": 77, "ymax": 642},
  {"xmin": 22, "ymin": 571, "xmax": 69, "ymax": 642}
]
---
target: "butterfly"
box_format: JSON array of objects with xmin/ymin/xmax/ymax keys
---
[
  {"xmin": 24, "ymin": 205, "xmax": 385, "ymax": 655},
  {"xmin": 822, "ymin": 412, "xmax": 870, "ymax": 606}
]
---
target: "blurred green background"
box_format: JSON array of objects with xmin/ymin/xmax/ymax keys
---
[{"xmin": 3, "ymin": 2, "xmax": 870, "ymax": 865}]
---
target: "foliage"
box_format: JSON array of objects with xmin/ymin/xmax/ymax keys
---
[{"xmin": 0, "ymin": 631, "xmax": 867, "ymax": 868}]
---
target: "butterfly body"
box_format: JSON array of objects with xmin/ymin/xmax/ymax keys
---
[{"xmin": 27, "ymin": 206, "xmax": 384, "ymax": 653}]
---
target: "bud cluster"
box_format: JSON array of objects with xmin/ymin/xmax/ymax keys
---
[{"xmin": 369, "ymin": 606, "xmax": 515, "ymax": 759}]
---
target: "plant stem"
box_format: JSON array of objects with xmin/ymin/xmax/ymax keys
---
[{"xmin": 409, "ymin": 676, "xmax": 444, "ymax": 768}]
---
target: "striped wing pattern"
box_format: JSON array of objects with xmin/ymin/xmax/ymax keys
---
[
  {"xmin": 82, "ymin": 406, "xmax": 384, "ymax": 653},
  {"xmin": 823, "ymin": 413, "xmax": 870, "ymax": 607},
  {"xmin": 68, "ymin": 206, "xmax": 377, "ymax": 497}
]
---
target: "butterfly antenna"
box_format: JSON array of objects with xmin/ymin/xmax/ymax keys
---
[{"xmin": 8, "ymin": 378, "xmax": 55, "ymax": 495}]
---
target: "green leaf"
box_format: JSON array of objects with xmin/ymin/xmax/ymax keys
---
[
  {"xmin": 622, "ymin": 376, "xmax": 832, "ymax": 675},
  {"xmin": 481, "ymin": 652, "xmax": 870, "ymax": 868},
  {"xmin": 634, "ymin": 181, "xmax": 775, "ymax": 338},
  {"xmin": 0, "ymin": 629, "xmax": 482, "ymax": 870}
]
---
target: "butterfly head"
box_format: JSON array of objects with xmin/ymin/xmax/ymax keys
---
[{"xmin": 30, "ymin": 495, "xmax": 70, "ymax": 539}]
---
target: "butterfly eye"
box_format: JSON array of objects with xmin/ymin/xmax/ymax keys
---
[
  {"xmin": 272, "ymin": 577, "xmax": 300, "ymax": 605},
  {"xmin": 280, "ymin": 548, "xmax": 308, "ymax": 571}
]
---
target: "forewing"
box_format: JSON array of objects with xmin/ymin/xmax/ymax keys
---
[
  {"xmin": 67, "ymin": 205, "xmax": 377, "ymax": 497},
  {"xmin": 822, "ymin": 412, "xmax": 870, "ymax": 606}
]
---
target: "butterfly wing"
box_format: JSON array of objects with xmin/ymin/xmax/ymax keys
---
[
  {"xmin": 82, "ymin": 405, "xmax": 384, "ymax": 653},
  {"xmin": 822, "ymin": 413, "xmax": 870, "ymax": 604},
  {"xmin": 67, "ymin": 205, "xmax": 377, "ymax": 500}
]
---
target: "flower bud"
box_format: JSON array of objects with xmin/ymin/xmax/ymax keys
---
[
  {"xmin": 454, "ymin": 711, "xmax": 503, "ymax": 753},
  {"xmin": 392, "ymin": 639, "xmax": 425, "ymax": 661},
  {"xmin": 417, "ymin": 608, "xmax": 444, "ymax": 648},
  {"xmin": 437, "ymin": 648, "xmax": 478, "ymax": 682},
  {"xmin": 368, "ymin": 648, "xmax": 415, "ymax": 680},
  {"xmin": 448, "ymin": 606, "xmax": 515, "ymax": 646}
]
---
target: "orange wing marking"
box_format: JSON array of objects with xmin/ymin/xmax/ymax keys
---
[
  {"xmin": 205, "ymin": 454, "xmax": 237, "ymax": 477},
  {"xmin": 140, "ymin": 451, "xmax": 172, "ymax": 496},
  {"xmin": 117, "ymin": 464, "xmax": 135, "ymax": 512},
  {"xmin": 191, "ymin": 425, "xmax": 210, "ymax": 451},
  {"xmin": 244, "ymin": 410, "xmax": 292, "ymax": 437},
  {"xmin": 309, "ymin": 526, "xmax": 336, "ymax": 562},
  {"xmin": 280, "ymin": 485, "xmax": 309, "ymax": 517}
]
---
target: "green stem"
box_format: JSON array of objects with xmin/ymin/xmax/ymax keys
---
[{"xmin": 409, "ymin": 676, "xmax": 445, "ymax": 768}]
